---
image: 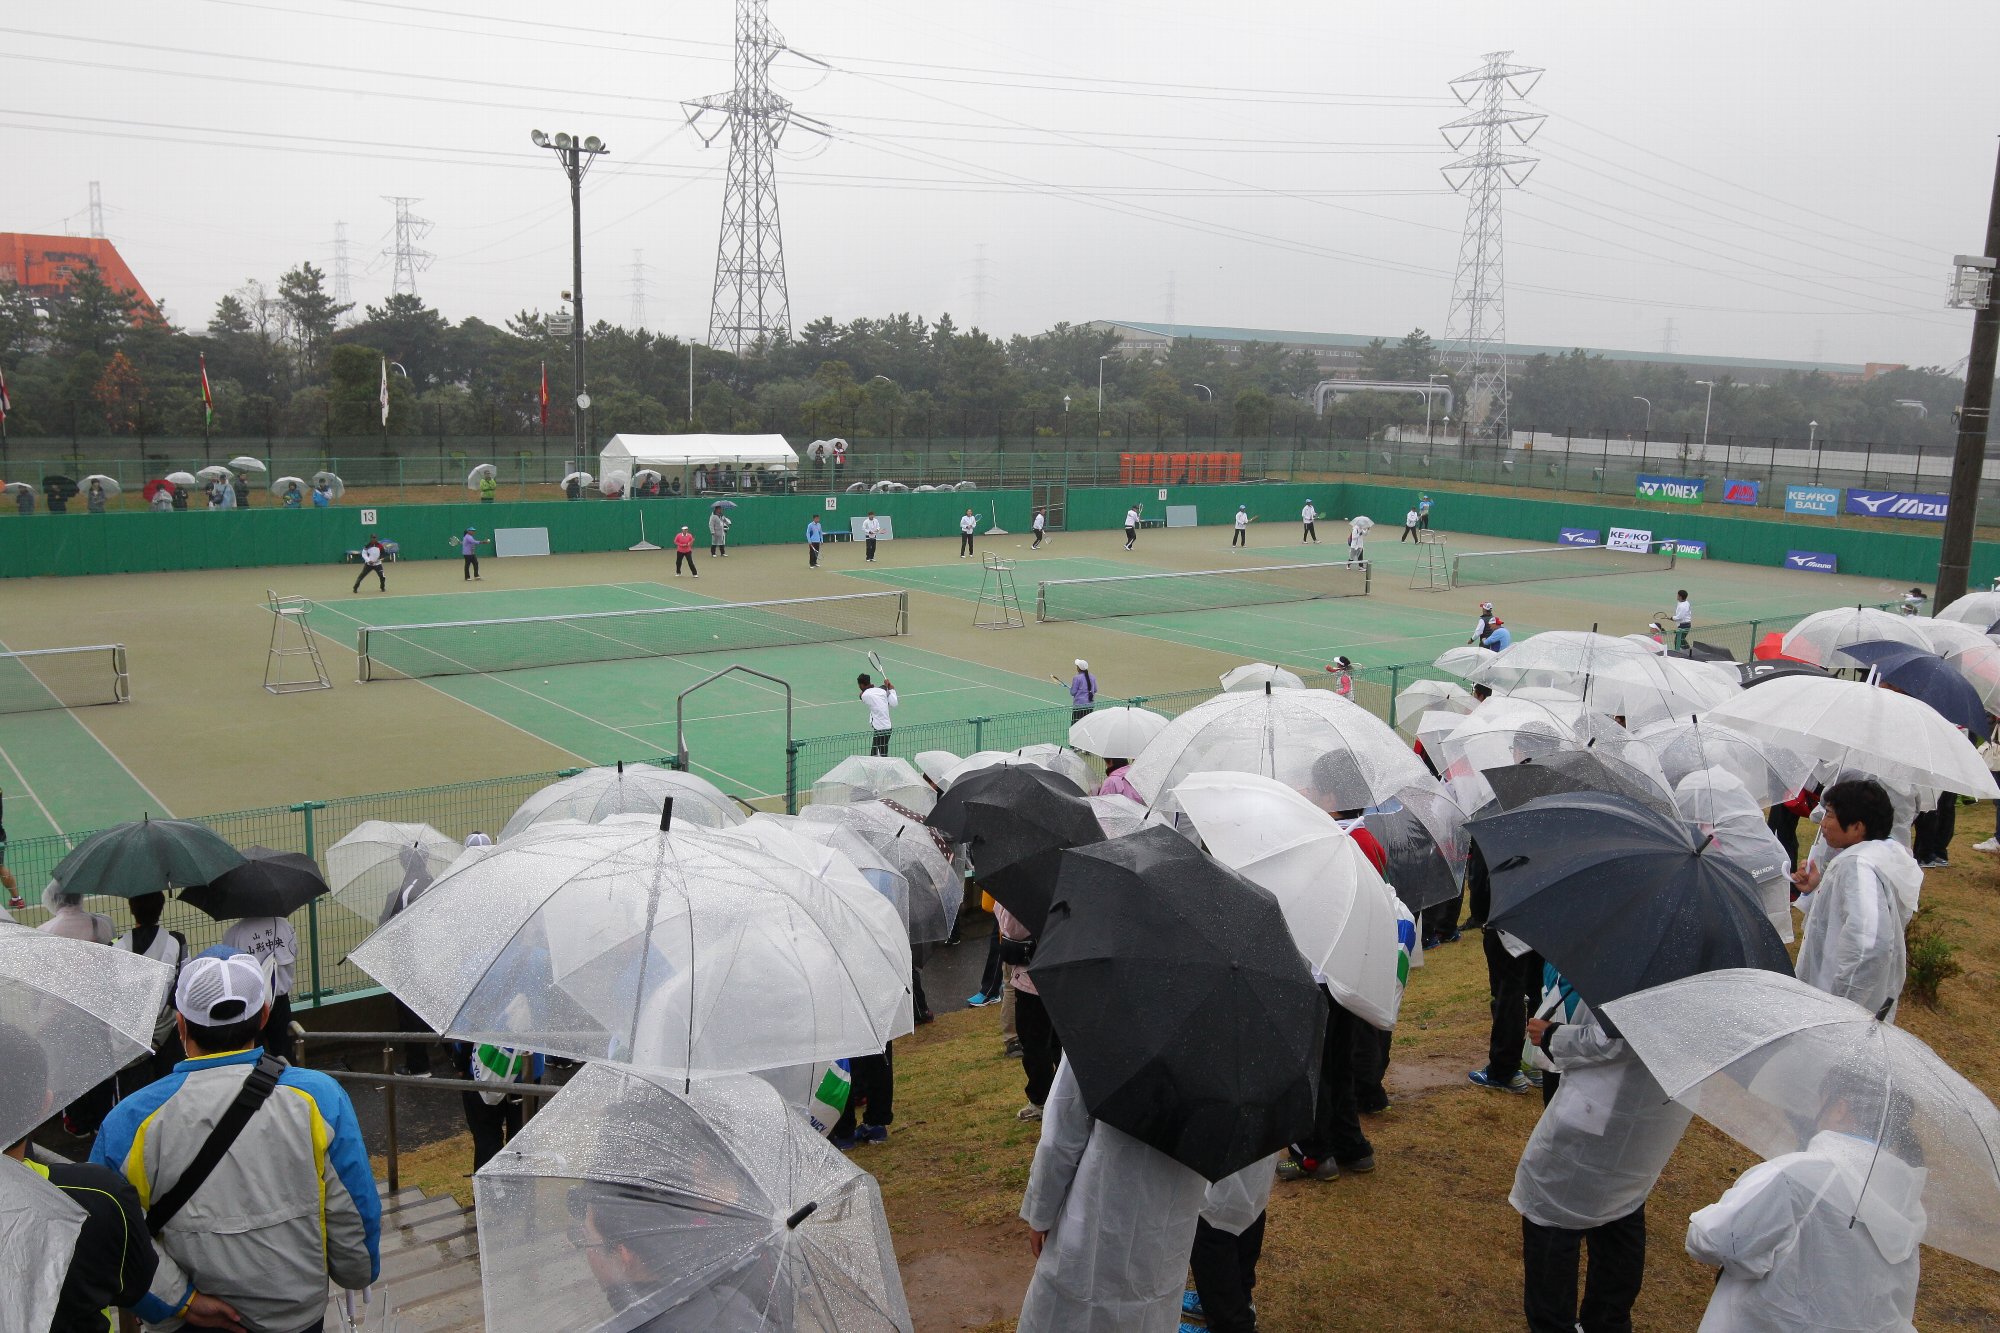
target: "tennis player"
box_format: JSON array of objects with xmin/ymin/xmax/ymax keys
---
[
  {"xmin": 1031, "ymin": 509, "xmax": 1047, "ymax": 549},
  {"xmin": 351, "ymin": 538, "xmax": 387, "ymax": 593},
  {"xmin": 459, "ymin": 528, "xmax": 490, "ymax": 581},
  {"xmin": 960, "ymin": 509, "xmax": 978, "ymax": 558},
  {"xmin": 859, "ymin": 673, "xmax": 898, "ymax": 756},
  {"xmin": 1233, "ymin": 505, "xmax": 1249, "ymax": 547},
  {"xmin": 1124, "ymin": 504, "xmax": 1141, "ymax": 551},
  {"xmin": 1301, "ymin": 500, "xmax": 1318, "ymax": 544}
]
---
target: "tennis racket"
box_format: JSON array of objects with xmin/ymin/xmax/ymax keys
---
[{"xmin": 867, "ymin": 650, "xmax": 888, "ymax": 677}]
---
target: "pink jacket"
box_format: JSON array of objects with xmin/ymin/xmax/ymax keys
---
[{"xmin": 1097, "ymin": 766, "xmax": 1143, "ymax": 802}]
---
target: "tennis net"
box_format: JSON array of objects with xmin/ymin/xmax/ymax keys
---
[
  {"xmin": 1451, "ymin": 543, "xmax": 1677, "ymax": 588},
  {"xmin": 357, "ymin": 591, "xmax": 909, "ymax": 681},
  {"xmin": 0, "ymin": 644, "xmax": 130, "ymax": 713},
  {"xmin": 1036, "ymin": 561, "xmax": 1370, "ymax": 623}
]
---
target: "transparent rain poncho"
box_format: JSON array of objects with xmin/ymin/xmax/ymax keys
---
[
  {"xmin": 0, "ymin": 1157, "xmax": 86, "ymax": 1333},
  {"xmin": 502, "ymin": 764, "xmax": 743, "ymax": 841},
  {"xmin": 475, "ymin": 1065, "xmax": 912, "ymax": 1332},
  {"xmin": 1673, "ymin": 769, "xmax": 1796, "ymax": 942},
  {"xmin": 349, "ymin": 820, "xmax": 912, "ymax": 1079},
  {"xmin": 810, "ymin": 756, "xmax": 935, "ymax": 817}
]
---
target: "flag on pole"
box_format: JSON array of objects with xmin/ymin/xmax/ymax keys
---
[
  {"xmin": 199, "ymin": 353, "xmax": 214, "ymax": 428},
  {"xmin": 379, "ymin": 356, "xmax": 390, "ymax": 427},
  {"xmin": 538, "ymin": 362, "xmax": 549, "ymax": 428},
  {"xmin": 0, "ymin": 362, "xmax": 10, "ymax": 424}
]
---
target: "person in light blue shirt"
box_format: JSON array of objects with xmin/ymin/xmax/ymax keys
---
[
  {"xmin": 806, "ymin": 515, "xmax": 824, "ymax": 568},
  {"xmin": 311, "ymin": 481, "xmax": 331, "ymax": 508},
  {"xmin": 1481, "ymin": 622, "xmax": 1513, "ymax": 651}
]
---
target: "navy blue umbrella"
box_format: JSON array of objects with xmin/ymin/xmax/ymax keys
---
[{"xmin": 1839, "ymin": 639, "xmax": 1990, "ymax": 738}]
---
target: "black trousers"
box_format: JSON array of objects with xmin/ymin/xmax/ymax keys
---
[
  {"xmin": 865, "ymin": 537, "xmax": 877, "ymax": 560},
  {"xmin": 1302, "ymin": 522, "xmax": 1317, "ymax": 542},
  {"xmin": 1031, "ymin": 529, "xmax": 1044, "ymax": 547},
  {"xmin": 462, "ymin": 554, "xmax": 479, "ymax": 579},
  {"xmin": 1353, "ymin": 1021, "xmax": 1392, "ymax": 1114},
  {"xmin": 1419, "ymin": 513, "xmax": 1430, "ymax": 529},
  {"xmin": 462, "ymin": 1091, "xmax": 524, "ymax": 1171},
  {"xmin": 1295, "ymin": 991, "xmax": 1371, "ymax": 1165},
  {"xmin": 1015, "ymin": 989, "xmax": 1062, "ymax": 1106},
  {"xmin": 1768, "ymin": 804, "xmax": 1801, "ymax": 867},
  {"xmin": 960, "ymin": 533, "xmax": 975, "ymax": 556},
  {"xmin": 870, "ymin": 729, "xmax": 891, "ymax": 758},
  {"xmin": 1424, "ymin": 890, "xmax": 1463, "ymax": 941},
  {"xmin": 352, "ymin": 564, "xmax": 385, "ymax": 592},
  {"xmin": 1071, "ymin": 706, "xmax": 1092, "ymax": 724},
  {"xmin": 262, "ymin": 991, "xmax": 294, "ymax": 1059},
  {"xmin": 1190, "ymin": 1213, "xmax": 1266, "ymax": 1333},
  {"xmin": 1402, "ymin": 524, "xmax": 1418, "ymax": 542},
  {"xmin": 1914, "ymin": 791, "xmax": 1958, "ymax": 861},
  {"xmin": 832, "ymin": 1044, "xmax": 893, "ymax": 1134},
  {"xmin": 675, "ymin": 551, "xmax": 697, "ymax": 575},
  {"xmin": 1521, "ymin": 1206, "xmax": 1647, "ymax": 1333},
  {"xmin": 1124, "ymin": 526, "xmax": 1137, "ymax": 547},
  {"xmin": 1482, "ymin": 931, "xmax": 1540, "ymax": 1082},
  {"xmin": 808, "ymin": 541, "xmax": 821, "ymax": 567},
  {"xmin": 978, "ymin": 924, "xmax": 1004, "ymax": 999},
  {"xmin": 1232, "ymin": 528, "xmax": 1246, "ymax": 546}
]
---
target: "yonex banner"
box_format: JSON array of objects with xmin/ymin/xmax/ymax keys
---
[
  {"xmin": 1843, "ymin": 489, "xmax": 1949, "ymax": 523},
  {"xmin": 1786, "ymin": 550, "xmax": 1838, "ymax": 573},
  {"xmin": 1607, "ymin": 526, "xmax": 1654, "ymax": 553},
  {"xmin": 1557, "ymin": 528, "xmax": 1600, "ymax": 547},
  {"xmin": 1635, "ymin": 473, "xmax": 1706, "ymax": 504},
  {"xmin": 1720, "ymin": 479, "xmax": 1761, "ymax": 506},
  {"xmin": 1784, "ymin": 484, "xmax": 1841, "ymax": 516},
  {"xmin": 1666, "ymin": 539, "xmax": 1707, "ymax": 560}
]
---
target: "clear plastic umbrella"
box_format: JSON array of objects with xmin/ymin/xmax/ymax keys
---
[
  {"xmin": 195, "ymin": 464, "xmax": 233, "ymax": 482},
  {"xmin": 559, "ymin": 471, "xmax": 594, "ymax": 492},
  {"xmin": 599, "ymin": 468, "xmax": 631, "ymax": 496},
  {"xmin": 1175, "ymin": 772, "xmax": 1406, "ymax": 1029},
  {"xmin": 910, "ymin": 750, "xmax": 961, "ymax": 793},
  {"xmin": 1947, "ymin": 640, "xmax": 2000, "ymax": 712},
  {"xmin": 1086, "ymin": 793, "xmax": 1190, "ymax": 842},
  {"xmin": 742, "ymin": 811, "xmax": 949, "ymax": 944},
  {"xmin": 811, "ymin": 756, "xmax": 934, "ymax": 816},
  {"xmin": 723, "ymin": 816, "xmax": 910, "ymax": 936},
  {"xmin": 1126, "ymin": 687, "xmax": 1429, "ymax": 815},
  {"xmin": 1671, "ymin": 769, "xmax": 1796, "ymax": 941},
  {"xmin": 474, "ymin": 1065, "xmax": 912, "ymax": 1333},
  {"xmin": 1706, "ymin": 675, "xmax": 2000, "ymax": 798},
  {"xmin": 80, "ymin": 473, "xmax": 122, "ymax": 497},
  {"xmin": 164, "ymin": 470, "xmax": 200, "ymax": 487},
  {"xmin": 795, "ymin": 802, "xmax": 958, "ymax": 939},
  {"xmin": 269, "ymin": 474, "xmax": 308, "ymax": 496},
  {"xmin": 1069, "ymin": 706, "xmax": 1170, "ymax": 758},
  {"xmin": 0, "ymin": 1158, "xmax": 86, "ymax": 1333},
  {"xmin": 942, "ymin": 750, "xmax": 1036, "ymax": 788},
  {"xmin": 1393, "ymin": 679, "xmax": 1474, "ymax": 733},
  {"xmin": 325, "ymin": 821, "xmax": 463, "ymax": 924},
  {"xmin": 1780, "ymin": 607, "xmax": 1930, "ymax": 668},
  {"xmin": 1633, "ymin": 718, "xmax": 1816, "ymax": 808},
  {"xmin": 1431, "ymin": 645, "xmax": 1497, "ymax": 680},
  {"xmin": 228, "ymin": 455, "xmax": 268, "ymax": 473},
  {"xmin": 312, "ymin": 470, "xmax": 345, "ymax": 500},
  {"xmin": 1219, "ymin": 662, "xmax": 1304, "ymax": 693},
  {"xmin": 632, "ymin": 468, "xmax": 663, "ymax": 491},
  {"xmin": 0, "ymin": 922, "xmax": 175, "ymax": 1145},
  {"xmin": 1600, "ymin": 969, "xmax": 2000, "ymax": 1273},
  {"xmin": 466, "ymin": 463, "xmax": 497, "ymax": 490},
  {"xmin": 1009, "ymin": 744, "xmax": 1094, "ymax": 794},
  {"xmin": 503, "ymin": 764, "xmax": 742, "ymax": 840},
  {"xmin": 1934, "ymin": 588, "xmax": 2000, "ymax": 628},
  {"xmin": 1904, "ymin": 615, "xmax": 1992, "ymax": 656},
  {"xmin": 350, "ymin": 819, "xmax": 912, "ymax": 1077}
]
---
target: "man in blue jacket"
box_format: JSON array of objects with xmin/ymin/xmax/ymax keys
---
[{"xmin": 93, "ymin": 951, "xmax": 381, "ymax": 1333}]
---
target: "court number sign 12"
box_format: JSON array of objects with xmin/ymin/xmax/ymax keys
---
[
  {"xmin": 825, "ymin": 497, "xmax": 838, "ymax": 511},
  {"xmin": 359, "ymin": 508, "xmax": 378, "ymax": 525}
]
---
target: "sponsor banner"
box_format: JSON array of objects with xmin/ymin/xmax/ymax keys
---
[
  {"xmin": 1786, "ymin": 550, "xmax": 1838, "ymax": 573},
  {"xmin": 1557, "ymin": 528, "xmax": 1600, "ymax": 547},
  {"xmin": 1721, "ymin": 479, "xmax": 1761, "ymax": 506},
  {"xmin": 1667, "ymin": 539, "xmax": 1707, "ymax": 560},
  {"xmin": 1783, "ymin": 484, "xmax": 1841, "ymax": 516},
  {"xmin": 1843, "ymin": 488, "xmax": 1949, "ymax": 523},
  {"xmin": 1635, "ymin": 473, "xmax": 1706, "ymax": 505},
  {"xmin": 1607, "ymin": 526, "xmax": 1653, "ymax": 554}
]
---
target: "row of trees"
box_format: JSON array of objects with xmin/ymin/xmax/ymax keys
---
[{"xmin": 0, "ymin": 262, "xmax": 1968, "ymax": 453}]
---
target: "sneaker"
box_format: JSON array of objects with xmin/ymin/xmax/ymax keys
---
[
  {"xmin": 1276, "ymin": 1155, "xmax": 1340, "ymax": 1182},
  {"xmin": 852, "ymin": 1124, "xmax": 889, "ymax": 1144},
  {"xmin": 1338, "ymin": 1154, "xmax": 1377, "ymax": 1173},
  {"xmin": 1358, "ymin": 1097, "xmax": 1393, "ymax": 1115},
  {"xmin": 1017, "ymin": 1104, "xmax": 1043, "ymax": 1121},
  {"xmin": 1179, "ymin": 1324, "xmax": 1206, "ymax": 1333},
  {"xmin": 1182, "ymin": 1291, "xmax": 1205, "ymax": 1317},
  {"xmin": 1522, "ymin": 1068, "xmax": 1544, "ymax": 1089},
  {"xmin": 1003, "ymin": 1038, "xmax": 1023, "ymax": 1058},
  {"xmin": 1974, "ymin": 839, "xmax": 1999, "ymax": 852},
  {"xmin": 1469, "ymin": 1069, "xmax": 1532, "ymax": 1094},
  {"xmin": 829, "ymin": 1134, "xmax": 859, "ymax": 1151},
  {"xmin": 966, "ymin": 992, "xmax": 1000, "ymax": 1008}
]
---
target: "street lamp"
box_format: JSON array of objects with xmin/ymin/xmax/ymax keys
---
[
  {"xmin": 1694, "ymin": 380, "xmax": 1716, "ymax": 457},
  {"xmin": 1063, "ymin": 395, "xmax": 1071, "ymax": 413},
  {"xmin": 1098, "ymin": 355, "xmax": 1109, "ymax": 412},
  {"xmin": 531, "ymin": 128, "xmax": 609, "ymax": 464},
  {"xmin": 1193, "ymin": 383, "xmax": 1213, "ymax": 401},
  {"xmin": 1632, "ymin": 395, "xmax": 1651, "ymax": 432}
]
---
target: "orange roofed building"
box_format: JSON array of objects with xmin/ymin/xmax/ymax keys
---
[{"xmin": 0, "ymin": 233, "xmax": 156, "ymax": 315}]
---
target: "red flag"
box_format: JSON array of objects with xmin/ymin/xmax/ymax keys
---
[
  {"xmin": 199, "ymin": 354, "xmax": 214, "ymax": 427},
  {"xmin": 538, "ymin": 362, "xmax": 549, "ymax": 427}
]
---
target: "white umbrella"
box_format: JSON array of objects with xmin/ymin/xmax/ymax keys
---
[
  {"xmin": 269, "ymin": 474, "xmax": 308, "ymax": 496},
  {"xmin": 1393, "ymin": 679, "xmax": 1474, "ymax": 733},
  {"xmin": 1126, "ymin": 687, "xmax": 1430, "ymax": 816},
  {"xmin": 228, "ymin": 455, "xmax": 268, "ymax": 473},
  {"xmin": 1621, "ymin": 633, "xmax": 1669, "ymax": 655},
  {"xmin": 0, "ymin": 481, "xmax": 30, "ymax": 494},
  {"xmin": 1432, "ymin": 645, "xmax": 1497, "ymax": 680},
  {"xmin": 795, "ymin": 801, "xmax": 959, "ymax": 937},
  {"xmin": 740, "ymin": 812, "xmax": 925, "ymax": 939},
  {"xmin": 80, "ymin": 473, "xmax": 122, "ymax": 497},
  {"xmin": 1219, "ymin": 662, "xmax": 1304, "ymax": 693},
  {"xmin": 195, "ymin": 464, "xmax": 233, "ymax": 482},
  {"xmin": 1904, "ymin": 615, "xmax": 1992, "ymax": 656},
  {"xmin": 632, "ymin": 467, "xmax": 663, "ymax": 488},
  {"xmin": 599, "ymin": 468, "xmax": 631, "ymax": 496},
  {"xmin": 1671, "ymin": 769, "xmax": 1796, "ymax": 941},
  {"xmin": 1633, "ymin": 718, "xmax": 1816, "ymax": 809},
  {"xmin": 1175, "ymin": 772, "xmax": 1406, "ymax": 1029},
  {"xmin": 0, "ymin": 923, "xmax": 175, "ymax": 1145},
  {"xmin": 0, "ymin": 1158, "xmax": 87, "ymax": 1333},
  {"xmin": 943, "ymin": 750, "xmax": 1036, "ymax": 788},
  {"xmin": 1935, "ymin": 589, "xmax": 2000, "ymax": 629},
  {"xmin": 1600, "ymin": 970, "xmax": 2000, "ymax": 1273},
  {"xmin": 723, "ymin": 815, "xmax": 910, "ymax": 935},
  {"xmin": 1780, "ymin": 607, "xmax": 1931, "ymax": 668},
  {"xmin": 559, "ymin": 471, "xmax": 594, "ymax": 491},
  {"xmin": 1349, "ymin": 515, "xmax": 1375, "ymax": 533},
  {"xmin": 1946, "ymin": 640, "xmax": 2000, "ymax": 712},
  {"xmin": 1069, "ymin": 706, "xmax": 1170, "ymax": 759},
  {"xmin": 164, "ymin": 470, "xmax": 200, "ymax": 487},
  {"xmin": 351, "ymin": 819, "xmax": 912, "ymax": 1077},
  {"xmin": 466, "ymin": 463, "xmax": 497, "ymax": 489},
  {"xmin": 1009, "ymin": 743, "xmax": 1094, "ymax": 794},
  {"xmin": 502, "ymin": 763, "xmax": 742, "ymax": 840},
  {"xmin": 324, "ymin": 821, "xmax": 464, "ymax": 924},
  {"xmin": 1706, "ymin": 674, "xmax": 2000, "ymax": 798},
  {"xmin": 312, "ymin": 471, "xmax": 345, "ymax": 500},
  {"xmin": 911, "ymin": 750, "xmax": 961, "ymax": 793},
  {"xmin": 810, "ymin": 756, "xmax": 934, "ymax": 815},
  {"xmin": 474, "ymin": 1065, "xmax": 913, "ymax": 1333}
]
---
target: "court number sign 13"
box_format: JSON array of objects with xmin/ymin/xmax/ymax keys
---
[{"xmin": 359, "ymin": 508, "xmax": 378, "ymax": 525}]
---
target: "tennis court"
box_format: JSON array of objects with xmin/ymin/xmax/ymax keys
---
[
  {"xmin": 304, "ymin": 580, "xmax": 1069, "ymax": 802},
  {"xmin": 0, "ymin": 640, "xmax": 163, "ymax": 839}
]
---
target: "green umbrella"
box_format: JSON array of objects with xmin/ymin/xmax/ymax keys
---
[{"xmin": 50, "ymin": 817, "xmax": 246, "ymax": 899}]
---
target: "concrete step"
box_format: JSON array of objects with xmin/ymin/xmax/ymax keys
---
[
  {"xmin": 377, "ymin": 1195, "xmax": 464, "ymax": 1235},
  {"xmin": 328, "ymin": 1186, "xmax": 484, "ymax": 1333}
]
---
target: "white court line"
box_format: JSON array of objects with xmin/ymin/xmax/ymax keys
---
[
  {"xmin": 0, "ymin": 635, "xmax": 174, "ymax": 828},
  {"xmin": 0, "ymin": 740, "xmax": 64, "ymax": 837}
]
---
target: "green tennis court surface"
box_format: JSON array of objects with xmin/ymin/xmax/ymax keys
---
[
  {"xmin": 306, "ymin": 581, "xmax": 1067, "ymax": 801},
  {"xmin": 0, "ymin": 643, "xmax": 163, "ymax": 839}
]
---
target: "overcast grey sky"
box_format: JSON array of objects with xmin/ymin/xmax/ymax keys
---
[{"xmin": 11, "ymin": 0, "xmax": 1997, "ymax": 367}]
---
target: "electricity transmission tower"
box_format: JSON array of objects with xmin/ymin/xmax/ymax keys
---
[
  {"xmin": 1440, "ymin": 51, "xmax": 1543, "ymax": 440},
  {"xmin": 684, "ymin": 0, "xmax": 828, "ymax": 355},
  {"xmin": 381, "ymin": 196, "xmax": 434, "ymax": 297},
  {"xmin": 628, "ymin": 249, "xmax": 649, "ymax": 329},
  {"xmin": 332, "ymin": 222, "xmax": 353, "ymax": 308},
  {"xmin": 88, "ymin": 182, "xmax": 106, "ymax": 238}
]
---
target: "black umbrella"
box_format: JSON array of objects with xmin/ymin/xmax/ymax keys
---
[
  {"xmin": 1738, "ymin": 659, "xmax": 1829, "ymax": 687},
  {"xmin": 1668, "ymin": 641, "xmax": 1736, "ymax": 663},
  {"xmin": 42, "ymin": 474, "xmax": 78, "ymax": 503},
  {"xmin": 926, "ymin": 765, "xmax": 1102, "ymax": 932},
  {"xmin": 51, "ymin": 816, "xmax": 247, "ymax": 898},
  {"xmin": 178, "ymin": 845, "xmax": 328, "ymax": 921},
  {"xmin": 1468, "ymin": 790, "xmax": 1791, "ymax": 1035},
  {"xmin": 1032, "ymin": 826, "xmax": 1325, "ymax": 1181},
  {"xmin": 1362, "ymin": 805, "xmax": 1460, "ymax": 912},
  {"xmin": 1480, "ymin": 749, "xmax": 1680, "ymax": 822}
]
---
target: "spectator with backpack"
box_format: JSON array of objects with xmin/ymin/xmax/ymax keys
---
[{"xmin": 115, "ymin": 891, "xmax": 189, "ymax": 1090}]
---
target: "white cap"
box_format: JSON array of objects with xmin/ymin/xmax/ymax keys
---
[
  {"xmin": 176, "ymin": 953, "xmax": 270, "ymax": 1028},
  {"xmin": 1075, "ymin": 659, "xmax": 1089, "ymax": 671},
  {"xmin": 1480, "ymin": 601, "xmax": 1494, "ymax": 611}
]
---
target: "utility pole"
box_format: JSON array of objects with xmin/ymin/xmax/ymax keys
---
[
  {"xmin": 381, "ymin": 197, "xmax": 434, "ymax": 296},
  {"xmin": 1937, "ymin": 142, "xmax": 2000, "ymax": 607},
  {"xmin": 1441, "ymin": 51, "xmax": 1544, "ymax": 443},
  {"xmin": 531, "ymin": 131, "xmax": 609, "ymax": 464},
  {"xmin": 684, "ymin": 0, "xmax": 829, "ymax": 354}
]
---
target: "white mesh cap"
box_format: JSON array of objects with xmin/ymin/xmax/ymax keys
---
[{"xmin": 175, "ymin": 953, "xmax": 268, "ymax": 1027}]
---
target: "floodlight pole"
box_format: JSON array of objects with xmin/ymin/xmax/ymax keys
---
[
  {"xmin": 533, "ymin": 130, "xmax": 609, "ymax": 466},
  {"xmin": 1937, "ymin": 141, "xmax": 2000, "ymax": 607}
]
